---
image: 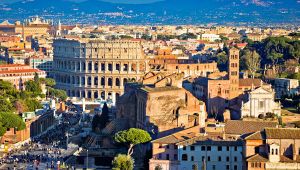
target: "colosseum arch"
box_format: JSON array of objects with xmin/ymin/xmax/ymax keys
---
[{"xmin": 115, "ymin": 78, "xmax": 120, "ymax": 87}]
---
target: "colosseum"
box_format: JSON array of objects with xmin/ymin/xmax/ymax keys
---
[{"xmin": 53, "ymin": 38, "xmax": 149, "ymax": 104}]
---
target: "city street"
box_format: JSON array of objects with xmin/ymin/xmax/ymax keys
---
[{"xmin": 0, "ymin": 112, "xmax": 81, "ymax": 170}]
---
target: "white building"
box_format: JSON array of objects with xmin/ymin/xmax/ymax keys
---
[
  {"xmin": 273, "ymin": 78, "xmax": 299, "ymax": 99},
  {"xmin": 150, "ymin": 127, "xmax": 245, "ymax": 170},
  {"xmin": 241, "ymin": 87, "xmax": 281, "ymax": 118},
  {"xmin": 198, "ymin": 34, "xmax": 220, "ymax": 42},
  {"xmin": 178, "ymin": 140, "xmax": 244, "ymax": 170}
]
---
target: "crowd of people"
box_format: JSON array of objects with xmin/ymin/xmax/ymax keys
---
[{"xmin": 0, "ymin": 111, "xmax": 81, "ymax": 169}]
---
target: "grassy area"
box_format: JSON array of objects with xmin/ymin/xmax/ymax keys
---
[{"xmin": 282, "ymin": 107, "xmax": 299, "ymax": 115}]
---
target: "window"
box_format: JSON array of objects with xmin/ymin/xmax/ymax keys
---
[
  {"xmin": 201, "ymin": 146, "xmax": 206, "ymax": 151},
  {"xmin": 212, "ymin": 165, "xmax": 216, "ymax": 170},
  {"xmin": 271, "ymin": 148, "xmax": 274, "ymax": 155},
  {"xmin": 226, "ymin": 157, "xmax": 229, "ymax": 162},
  {"xmin": 182, "ymin": 154, "xmax": 188, "ymax": 161},
  {"xmin": 218, "ymin": 146, "xmax": 222, "ymax": 151},
  {"xmin": 166, "ymin": 145, "xmax": 169, "ymax": 149},
  {"xmin": 234, "ymin": 146, "xmax": 238, "ymax": 151},
  {"xmin": 191, "ymin": 156, "xmax": 194, "ymax": 161},
  {"xmin": 207, "ymin": 156, "xmax": 210, "ymax": 161},
  {"xmin": 275, "ymin": 149, "xmax": 278, "ymax": 155},
  {"xmin": 207, "ymin": 146, "xmax": 211, "ymax": 151},
  {"xmin": 234, "ymin": 165, "xmax": 237, "ymax": 170},
  {"xmin": 202, "ymin": 156, "xmax": 205, "ymax": 161},
  {"xmin": 108, "ymin": 63, "xmax": 112, "ymax": 71},
  {"xmin": 226, "ymin": 165, "xmax": 230, "ymax": 170},
  {"xmin": 218, "ymin": 156, "xmax": 221, "ymax": 161},
  {"xmin": 234, "ymin": 157, "xmax": 237, "ymax": 162},
  {"xmin": 227, "ymin": 146, "xmax": 230, "ymax": 151},
  {"xmin": 190, "ymin": 146, "xmax": 195, "ymax": 151},
  {"xmin": 166, "ymin": 154, "xmax": 169, "ymax": 160},
  {"xmin": 183, "ymin": 146, "xmax": 186, "ymax": 150},
  {"xmin": 174, "ymin": 154, "xmax": 178, "ymax": 160}
]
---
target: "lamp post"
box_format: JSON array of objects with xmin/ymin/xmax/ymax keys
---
[{"xmin": 86, "ymin": 149, "xmax": 89, "ymax": 170}]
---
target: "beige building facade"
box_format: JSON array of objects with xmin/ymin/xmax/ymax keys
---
[{"xmin": 53, "ymin": 38, "xmax": 149, "ymax": 104}]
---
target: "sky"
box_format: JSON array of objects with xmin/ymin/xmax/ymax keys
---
[
  {"xmin": 100, "ymin": 0, "xmax": 162, "ymax": 4},
  {"xmin": 0, "ymin": 0, "xmax": 163, "ymax": 4}
]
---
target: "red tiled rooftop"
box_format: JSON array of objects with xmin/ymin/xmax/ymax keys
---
[
  {"xmin": 0, "ymin": 64, "xmax": 26, "ymax": 67},
  {"xmin": 0, "ymin": 69, "xmax": 43, "ymax": 74}
]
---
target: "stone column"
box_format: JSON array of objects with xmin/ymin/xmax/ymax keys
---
[
  {"xmin": 120, "ymin": 62, "xmax": 123, "ymax": 72},
  {"xmin": 128, "ymin": 62, "xmax": 132, "ymax": 73},
  {"xmin": 137, "ymin": 62, "xmax": 140, "ymax": 74},
  {"xmin": 85, "ymin": 62, "xmax": 88, "ymax": 72},
  {"xmin": 105, "ymin": 62, "xmax": 108, "ymax": 73},
  {"xmin": 120, "ymin": 77, "xmax": 124, "ymax": 87},
  {"xmin": 91, "ymin": 76, "xmax": 94, "ymax": 87}
]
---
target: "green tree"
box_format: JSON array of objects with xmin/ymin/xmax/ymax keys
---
[
  {"xmin": 24, "ymin": 99, "xmax": 42, "ymax": 112},
  {"xmin": 40, "ymin": 78, "xmax": 56, "ymax": 87},
  {"xmin": 0, "ymin": 112, "xmax": 26, "ymax": 136},
  {"xmin": 112, "ymin": 154, "xmax": 134, "ymax": 170},
  {"xmin": 48, "ymin": 88, "xmax": 67, "ymax": 101},
  {"xmin": 114, "ymin": 128, "xmax": 152, "ymax": 156},
  {"xmin": 0, "ymin": 97, "xmax": 14, "ymax": 112},
  {"xmin": 34, "ymin": 72, "xmax": 40, "ymax": 83},
  {"xmin": 0, "ymin": 80, "xmax": 14, "ymax": 91},
  {"xmin": 241, "ymin": 49, "xmax": 261, "ymax": 78},
  {"xmin": 119, "ymin": 35, "xmax": 133, "ymax": 39},
  {"xmin": 92, "ymin": 103, "xmax": 110, "ymax": 132},
  {"xmin": 25, "ymin": 80, "xmax": 42, "ymax": 97}
]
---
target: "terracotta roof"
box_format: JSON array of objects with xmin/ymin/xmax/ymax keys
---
[
  {"xmin": 0, "ymin": 69, "xmax": 43, "ymax": 74},
  {"xmin": 239, "ymin": 78, "xmax": 262, "ymax": 87},
  {"xmin": 225, "ymin": 120, "xmax": 277, "ymax": 135},
  {"xmin": 245, "ymin": 131, "xmax": 265, "ymax": 140},
  {"xmin": 280, "ymin": 155, "xmax": 300, "ymax": 163},
  {"xmin": 152, "ymin": 132, "xmax": 198, "ymax": 144},
  {"xmin": 246, "ymin": 154, "xmax": 268, "ymax": 162},
  {"xmin": 265, "ymin": 128, "xmax": 300, "ymax": 139},
  {"xmin": 0, "ymin": 64, "xmax": 26, "ymax": 67}
]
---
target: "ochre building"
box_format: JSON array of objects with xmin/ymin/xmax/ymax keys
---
[{"xmin": 53, "ymin": 38, "xmax": 149, "ymax": 104}]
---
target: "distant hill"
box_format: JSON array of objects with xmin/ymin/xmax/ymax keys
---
[{"xmin": 0, "ymin": 0, "xmax": 299, "ymax": 25}]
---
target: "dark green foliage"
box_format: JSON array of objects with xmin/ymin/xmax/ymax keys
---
[
  {"xmin": 24, "ymin": 99, "xmax": 42, "ymax": 112},
  {"xmin": 112, "ymin": 154, "xmax": 134, "ymax": 170},
  {"xmin": 92, "ymin": 103, "xmax": 110, "ymax": 131},
  {"xmin": 0, "ymin": 112, "xmax": 26, "ymax": 136},
  {"xmin": 48, "ymin": 88, "xmax": 67, "ymax": 101},
  {"xmin": 258, "ymin": 114, "xmax": 264, "ymax": 119},
  {"xmin": 119, "ymin": 35, "xmax": 133, "ymax": 39},
  {"xmin": 141, "ymin": 34, "xmax": 152, "ymax": 40},
  {"xmin": 25, "ymin": 80, "xmax": 42, "ymax": 97},
  {"xmin": 157, "ymin": 34, "xmax": 177, "ymax": 41},
  {"xmin": 265, "ymin": 112, "xmax": 275, "ymax": 119},
  {"xmin": 0, "ymin": 97, "xmax": 14, "ymax": 112},
  {"xmin": 179, "ymin": 33, "xmax": 197, "ymax": 40},
  {"xmin": 248, "ymin": 37, "xmax": 300, "ymax": 66},
  {"xmin": 114, "ymin": 128, "xmax": 152, "ymax": 155},
  {"xmin": 40, "ymin": 78, "xmax": 56, "ymax": 87},
  {"xmin": 34, "ymin": 72, "xmax": 39, "ymax": 83}
]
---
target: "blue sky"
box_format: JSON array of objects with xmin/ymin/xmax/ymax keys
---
[
  {"xmin": 100, "ymin": 0, "xmax": 162, "ymax": 4},
  {"xmin": 0, "ymin": 0, "xmax": 163, "ymax": 4}
]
